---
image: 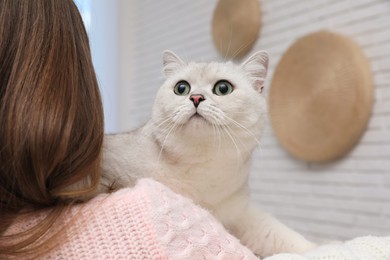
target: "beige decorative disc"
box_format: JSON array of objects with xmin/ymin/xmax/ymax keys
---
[
  {"xmin": 212, "ymin": 0, "xmax": 261, "ymax": 59},
  {"xmin": 269, "ymin": 31, "xmax": 373, "ymax": 162}
]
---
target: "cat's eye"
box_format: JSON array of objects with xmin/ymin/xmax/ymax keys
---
[
  {"xmin": 213, "ymin": 80, "xmax": 234, "ymax": 96},
  {"xmin": 174, "ymin": 81, "xmax": 191, "ymax": 96}
]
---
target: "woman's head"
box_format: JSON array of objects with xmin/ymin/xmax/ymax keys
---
[{"xmin": 0, "ymin": 0, "xmax": 104, "ymax": 255}]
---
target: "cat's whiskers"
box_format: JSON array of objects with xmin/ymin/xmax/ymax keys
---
[
  {"xmin": 207, "ymin": 105, "xmax": 239, "ymax": 157},
  {"xmin": 207, "ymin": 106, "xmax": 257, "ymax": 162},
  {"xmin": 215, "ymin": 121, "xmax": 224, "ymax": 157},
  {"xmin": 173, "ymin": 104, "xmax": 192, "ymax": 124},
  {"xmin": 207, "ymin": 104, "xmax": 260, "ymax": 145},
  {"xmin": 221, "ymin": 24, "xmax": 251, "ymax": 63},
  {"xmin": 231, "ymin": 37, "xmax": 257, "ymax": 61},
  {"xmin": 148, "ymin": 117, "xmax": 174, "ymax": 136},
  {"xmin": 205, "ymin": 106, "xmax": 230, "ymax": 155},
  {"xmin": 138, "ymin": 118, "xmax": 172, "ymax": 139},
  {"xmin": 223, "ymin": 24, "xmax": 234, "ymax": 63},
  {"xmin": 155, "ymin": 117, "xmax": 174, "ymax": 128},
  {"xmin": 219, "ymin": 125, "xmax": 243, "ymax": 168},
  {"xmin": 225, "ymin": 123, "xmax": 250, "ymax": 157},
  {"xmin": 155, "ymin": 104, "xmax": 190, "ymax": 164},
  {"xmin": 223, "ymin": 115, "xmax": 261, "ymax": 147},
  {"xmin": 255, "ymin": 120, "xmax": 269, "ymax": 165},
  {"xmin": 156, "ymin": 117, "xmax": 181, "ymax": 164},
  {"xmin": 157, "ymin": 123, "xmax": 178, "ymax": 164},
  {"xmin": 207, "ymin": 115, "xmax": 223, "ymax": 157}
]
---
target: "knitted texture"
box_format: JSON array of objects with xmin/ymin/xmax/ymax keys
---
[
  {"xmin": 6, "ymin": 179, "xmax": 390, "ymax": 259},
  {"xmin": 265, "ymin": 236, "xmax": 390, "ymax": 260},
  {"xmin": 144, "ymin": 179, "xmax": 256, "ymax": 259},
  {"xmin": 6, "ymin": 178, "xmax": 257, "ymax": 259}
]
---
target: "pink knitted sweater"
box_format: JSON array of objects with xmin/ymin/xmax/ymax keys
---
[{"xmin": 7, "ymin": 178, "xmax": 257, "ymax": 259}]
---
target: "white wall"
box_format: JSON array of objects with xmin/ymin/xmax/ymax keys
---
[
  {"xmin": 89, "ymin": 0, "xmax": 119, "ymax": 133},
  {"xmin": 113, "ymin": 0, "xmax": 390, "ymax": 242}
]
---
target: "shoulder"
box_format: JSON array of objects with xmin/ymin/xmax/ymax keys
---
[
  {"xmin": 135, "ymin": 179, "xmax": 257, "ymax": 259},
  {"xmin": 52, "ymin": 179, "xmax": 169, "ymax": 259},
  {"xmin": 102, "ymin": 178, "xmax": 256, "ymax": 259},
  {"xmin": 6, "ymin": 179, "xmax": 169, "ymax": 259},
  {"xmin": 10, "ymin": 179, "xmax": 256, "ymax": 259}
]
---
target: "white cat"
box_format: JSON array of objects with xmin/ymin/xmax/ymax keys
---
[{"xmin": 100, "ymin": 51, "xmax": 316, "ymax": 257}]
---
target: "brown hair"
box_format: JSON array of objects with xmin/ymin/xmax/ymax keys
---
[{"xmin": 0, "ymin": 0, "xmax": 104, "ymax": 256}]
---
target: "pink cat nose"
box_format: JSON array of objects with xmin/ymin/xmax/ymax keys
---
[{"xmin": 190, "ymin": 94, "xmax": 205, "ymax": 108}]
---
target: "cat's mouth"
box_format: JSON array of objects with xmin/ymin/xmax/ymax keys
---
[
  {"xmin": 191, "ymin": 113, "xmax": 203, "ymax": 119},
  {"xmin": 188, "ymin": 112, "xmax": 208, "ymax": 123}
]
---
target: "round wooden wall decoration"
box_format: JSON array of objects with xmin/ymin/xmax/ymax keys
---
[
  {"xmin": 269, "ymin": 30, "xmax": 373, "ymax": 162},
  {"xmin": 212, "ymin": 0, "xmax": 261, "ymax": 59}
]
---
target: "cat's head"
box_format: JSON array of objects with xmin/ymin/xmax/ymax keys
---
[{"xmin": 152, "ymin": 50, "xmax": 269, "ymax": 140}]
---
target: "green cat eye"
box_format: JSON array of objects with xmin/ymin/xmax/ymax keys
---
[
  {"xmin": 174, "ymin": 81, "xmax": 191, "ymax": 96},
  {"xmin": 213, "ymin": 80, "xmax": 234, "ymax": 96}
]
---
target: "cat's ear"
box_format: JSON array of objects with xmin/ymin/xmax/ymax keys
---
[
  {"xmin": 163, "ymin": 50, "xmax": 185, "ymax": 78},
  {"xmin": 241, "ymin": 51, "xmax": 269, "ymax": 93}
]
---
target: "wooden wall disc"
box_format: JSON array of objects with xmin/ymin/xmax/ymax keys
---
[
  {"xmin": 269, "ymin": 31, "xmax": 373, "ymax": 162},
  {"xmin": 212, "ymin": 0, "xmax": 261, "ymax": 59}
]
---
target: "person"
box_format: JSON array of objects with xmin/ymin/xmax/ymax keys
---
[{"xmin": 0, "ymin": 0, "xmax": 257, "ymax": 258}]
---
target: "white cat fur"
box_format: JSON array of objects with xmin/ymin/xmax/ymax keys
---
[{"xmin": 100, "ymin": 51, "xmax": 316, "ymax": 257}]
